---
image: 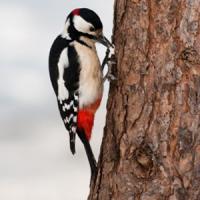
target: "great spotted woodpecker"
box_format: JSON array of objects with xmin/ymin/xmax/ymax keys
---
[{"xmin": 49, "ymin": 8, "xmax": 113, "ymax": 176}]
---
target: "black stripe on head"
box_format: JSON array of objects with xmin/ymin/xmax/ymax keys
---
[{"xmin": 79, "ymin": 8, "xmax": 103, "ymax": 30}]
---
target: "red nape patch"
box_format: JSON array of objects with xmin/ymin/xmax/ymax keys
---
[
  {"xmin": 77, "ymin": 110, "xmax": 94, "ymax": 140},
  {"xmin": 72, "ymin": 8, "xmax": 80, "ymax": 16}
]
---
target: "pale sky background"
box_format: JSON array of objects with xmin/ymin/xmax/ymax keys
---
[{"xmin": 0, "ymin": 1, "xmax": 114, "ymax": 199}]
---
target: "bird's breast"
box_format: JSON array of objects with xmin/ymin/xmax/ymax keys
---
[{"xmin": 73, "ymin": 41, "xmax": 103, "ymax": 109}]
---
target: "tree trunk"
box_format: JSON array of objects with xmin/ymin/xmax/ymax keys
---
[{"xmin": 89, "ymin": 0, "xmax": 200, "ymax": 199}]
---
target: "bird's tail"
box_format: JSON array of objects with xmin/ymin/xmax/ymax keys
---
[
  {"xmin": 77, "ymin": 129, "xmax": 97, "ymax": 177},
  {"xmin": 69, "ymin": 131, "xmax": 76, "ymax": 154}
]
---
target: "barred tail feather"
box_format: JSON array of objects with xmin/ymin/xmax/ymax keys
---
[{"xmin": 57, "ymin": 92, "xmax": 79, "ymax": 155}]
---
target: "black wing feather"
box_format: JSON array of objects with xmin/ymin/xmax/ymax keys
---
[
  {"xmin": 57, "ymin": 92, "xmax": 79, "ymax": 154},
  {"xmin": 49, "ymin": 35, "xmax": 80, "ymax": 154}
]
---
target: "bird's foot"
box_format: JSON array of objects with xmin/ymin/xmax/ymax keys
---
[
  {"xmin": 103, "ymin": 72, "xmax": 117, "ymax": 82},
  {"xmin": 103, "ymin": 56, "xmax": 117, "ymax": 82}
]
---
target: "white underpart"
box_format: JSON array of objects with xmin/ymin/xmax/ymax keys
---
[
  {"xmin": 73, "ymin": 38, "xmax": 103, "ymax": 108},
  {"xmin": 57, "ymin": 48, "xmax": 69, "ymax": 104},
  {"xmin": 61, "ymin": 20, "xmax": 71, "ymax": 39},
  {"xmin": 73, "ymin": 15, "xmax": 94, "ymax": 34}
]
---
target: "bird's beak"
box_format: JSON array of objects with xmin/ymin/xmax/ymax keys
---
[{"xmin": 96, "ymin": 34, "xmax": 113, "ymax": 48}]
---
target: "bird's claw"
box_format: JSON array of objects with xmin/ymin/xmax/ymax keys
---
[
  {"xmin": 103, "ymin": 52, "xmax": 117, "ymax": 82},
  {"xmin": 103, "ymin": 60, "xmax": 117, "ymax": 82},
  {"xmin": 102, "ymin": 44, "xmax": 117, "ymax": 82},
  {"xmin": 104, "ymin": 73, "xmax": 117, "ymax": 82},
  {"xmin": 107, "ymin": 59, "xmax": 116, "ymax": 65},
  {"xmin": 108, "ymin": 73, "xmax": 117, "ymax": 81}
]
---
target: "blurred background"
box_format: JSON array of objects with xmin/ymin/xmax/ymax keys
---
[{"xmin": 0, "ymin": 0, "xmax": 114, "ymax": 199}]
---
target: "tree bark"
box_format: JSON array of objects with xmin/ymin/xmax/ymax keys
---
[{"xmin": 89, "ymin": 0, "xmax": 200, "ymax": 199}]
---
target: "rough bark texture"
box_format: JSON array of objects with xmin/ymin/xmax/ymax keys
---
[{"xmin": 89, "ymin": 0, "xmax": 200, "ymax": 199}]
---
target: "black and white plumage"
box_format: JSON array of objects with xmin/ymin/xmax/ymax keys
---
[
  {"xmin": 49, "ymin": 8, "xmax": 113, "ymax": 176},
  {"xmin": 49, "ymin": 35, "xmax": 80, "ymax": 154}
]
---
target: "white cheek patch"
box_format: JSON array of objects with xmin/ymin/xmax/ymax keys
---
[{"xmin": 73, "ymin": 15, "xmax": 93, "ymax": 33}]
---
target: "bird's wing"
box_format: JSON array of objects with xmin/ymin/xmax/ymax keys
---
[
  {"xmin": 57, "ymin": 92, "xmax": 79, "ymax": 154},
  {"xmin": 49, "ymin": 36, "xmax": 80, "ymax": 154}
]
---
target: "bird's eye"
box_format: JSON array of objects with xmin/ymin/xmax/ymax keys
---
[{"xmin": 90, "ymin": 27, "xmax": 95, "ymax": 32}]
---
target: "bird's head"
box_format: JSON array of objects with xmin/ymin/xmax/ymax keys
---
[{"xmin": 63, "ymin": 8, "xmax": 112, "ymax": 48}]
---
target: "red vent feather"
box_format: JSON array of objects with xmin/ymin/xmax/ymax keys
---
[{"xmin": 77, "ymin": 98, "xmax": 102, "ymax": 140}]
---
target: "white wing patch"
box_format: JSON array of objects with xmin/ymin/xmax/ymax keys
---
[
  {"xmin": 58, "ymin": 92, "xmax": 79, "ymax": 129},
  {"xmin": 57, "ymin": 48, "xmax": 69, "ymax": 103}
]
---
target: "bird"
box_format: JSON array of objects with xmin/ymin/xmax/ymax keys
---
[{"xmin": 48, "ymin": 8, "xmax": 113, "ymax": 177}]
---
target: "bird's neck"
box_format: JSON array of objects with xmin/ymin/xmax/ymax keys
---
[
  {"xmin": 78, "ymin": 36, "xmax": 96, "ymax": 50},
  {"xmin": 62, "ymin": 22, "xmax": 96, "ymax": 49}
]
